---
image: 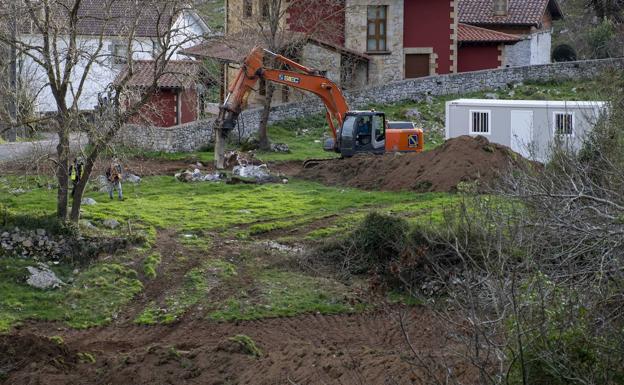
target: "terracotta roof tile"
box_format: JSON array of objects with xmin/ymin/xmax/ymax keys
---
[
  {"xmin": 458, "ymin": 23, "xmax": 522, "ymax": 42},
  {"xmin": 458, "ymin": 0, "xmax": 563, "ymax": 26},
  {"xmin": 19, "ymin": 0, "xmax": 204, "ymax": 38},
  {"xmin": 114, "ymin": 60, "xmax": 199, "ymax": 88}
]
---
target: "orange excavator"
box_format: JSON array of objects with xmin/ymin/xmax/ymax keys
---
[{"xmin": 213, "ymin": 46, "xmax": 424, "ymax": 168}]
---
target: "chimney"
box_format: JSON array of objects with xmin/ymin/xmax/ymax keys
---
[{"xmin": 492, "ymin": 0, "xmax": 508, "ymax": 16}]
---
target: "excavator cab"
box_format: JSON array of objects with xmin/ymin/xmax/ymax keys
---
[{"xmin": 338, "ymin": 111, "xmax": 387, "ymax": 157}]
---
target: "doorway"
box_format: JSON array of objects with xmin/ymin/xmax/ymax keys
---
[
  {"xmin": 405, "ymin": 54, "xmax": 430, "ymax": 78},
  {"xmin": 510, "ymin": 110, "xmax": 534, "ymax": 158}
]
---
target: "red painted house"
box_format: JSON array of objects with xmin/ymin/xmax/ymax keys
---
[
  {"xmin": 115, "ymin": 60, "xmax": 199, "ymax": 127},
  {"xmin": 457, "ymin": 23, "xmax": 520, "ymax": 72}
]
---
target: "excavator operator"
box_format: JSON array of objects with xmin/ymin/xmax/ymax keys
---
[{"xmin": 356, "ymin": 116, "xmax": 372, "ymax": 146}]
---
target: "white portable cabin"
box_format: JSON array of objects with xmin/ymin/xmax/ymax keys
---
[{"xmin": 445, "ymin": 99, "xmax": 607, "ymax": 162}]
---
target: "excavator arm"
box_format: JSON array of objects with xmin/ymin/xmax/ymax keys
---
[{"xmin": 214, "ymin": 46, "xmax": 350, "ymax": 162}]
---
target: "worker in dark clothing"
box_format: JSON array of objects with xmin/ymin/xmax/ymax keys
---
[
  {"xmin": 105, "ymin": 159, "xmax": 123, "ymax": 201},
  {"xmin": 69, "ymin": 157, "xmax": 84, "ymax": 198}
]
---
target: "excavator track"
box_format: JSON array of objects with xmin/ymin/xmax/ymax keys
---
[{"xmin": 302, "ymin": 157, "xmax": 340, "ymax": 169}]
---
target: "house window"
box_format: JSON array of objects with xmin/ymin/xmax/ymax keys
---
[
  {"xmin": 470, "ymin": 110, "xmax": 491, "ymax": 134},
  {"xmin": 243, "ymin": 0, "xmax": 252, "ymax": 18},
  {"xmin": 111, "ymin": 43, "xmax": 128, "ymax": 65},
  {"xmin": 554, "ymin": 112, "xmax": 574, "ymax": 136},
  {"xmin": 260, "ymin": 0, "xmax": 270, "ymax": 20},
  {"xmin": 367, "ymin": 6, "xmax": 387, "ymax": 52}
]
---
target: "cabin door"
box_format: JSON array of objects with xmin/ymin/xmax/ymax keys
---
[{"xmin": 510, "ymin": 110, "xmax": 534, "ymax": 158}]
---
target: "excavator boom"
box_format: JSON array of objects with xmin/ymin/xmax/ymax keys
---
[{"xmin": 217, "ymin": 46, "xmax": 349, "ymax": 143}]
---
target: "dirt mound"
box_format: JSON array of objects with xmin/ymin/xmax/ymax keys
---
[
  {"xmin": 0, "ymin": 334, "xmax": 77, "ymax": 378},
  {"xmin": 299, "ymin": 135, "xmax": 534, "ymax": 192}
]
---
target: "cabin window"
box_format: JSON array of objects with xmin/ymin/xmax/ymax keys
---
[
  {"xmin": 260, "ymin": 0, "xmax": 270, "ymax": 20},
  {"xmin": 470, "ymin": 110, "xmax": 490, "ymax": 134},
  {"xmin": 367, "ymin": 6, "xmax": 387, "ymax": 52},
  {"xmin": 111, "ymin": 43, "xmax": 128, "ymax": 65},
  {"xmin": 243, "ymin": 0, "xmax": 252, "ymax": 18},
  {"xmin": 554, "ymin": 112, "xmax": 574, "ymax": 136}
]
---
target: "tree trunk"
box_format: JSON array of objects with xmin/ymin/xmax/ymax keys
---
[
  {"xmin": 215, "ymin": 125, "xmax": 226, "ymax": 169},
  {"xmin": 56, "ymin": 128, "xmax": 70, "ymax": 221},
  {"xmin": 69, "ymin": 152, "xmax": 97, "ymax": 222},
  {"xmin": 258, "ymin": 82, "xmax": 275, "ymax": 151}
]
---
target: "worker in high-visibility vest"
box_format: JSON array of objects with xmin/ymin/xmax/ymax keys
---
[{"xmin": 69, "ymin": 158, "xmax": 84, "ymax": 198}]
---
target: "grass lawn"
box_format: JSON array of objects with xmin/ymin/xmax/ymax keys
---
[{"xmin": 0, "ymin": 175, "xmax": 457, "ymax": 331}]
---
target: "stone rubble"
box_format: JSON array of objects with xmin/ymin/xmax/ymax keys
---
[
  {"xmin": 270, "ymin": 143, "xmax": 291, "ymax": 153},
  {"xmin": 1, "ymin": 227, "xmax": 70, "ymax": 262},
  {"xmin": 175, "ymin": 169, "xmax": 223, "ymax": 183}
]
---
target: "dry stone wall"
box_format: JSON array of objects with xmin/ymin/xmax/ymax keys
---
[{"xmin": 118, "ymin": 58, "xmax": 624, "ymax": 153}]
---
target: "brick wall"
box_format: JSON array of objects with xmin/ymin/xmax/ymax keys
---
[{"xmin": 118, "ymin": 58, "xmax": 624, "ymax": 153}]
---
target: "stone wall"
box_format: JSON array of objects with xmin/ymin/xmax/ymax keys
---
[
  {"xmin": 119, "ymin": 58, "xmax": 624, "ymax": 152},
  {"xmin": 117, "ymin": 119, "xmax": 214, "ymax": 153}
]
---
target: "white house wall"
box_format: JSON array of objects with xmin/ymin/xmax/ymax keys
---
[
  {"xmin": 529, "ymin": 30, "xmax": 551, "ymax": 65},
  {"xmin": 20, "ymin": 12, "xmax": 208, "ymax": 113},
  {"xmin": 504, "ymin": 30, "xmax": 552, "ymax": 67}
]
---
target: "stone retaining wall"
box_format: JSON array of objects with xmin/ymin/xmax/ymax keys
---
[{"xmin": 118, "ymin": 58, "xmax": 624, "ymax": 153}]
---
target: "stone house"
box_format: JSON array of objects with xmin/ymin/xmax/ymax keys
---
[
  {"xmin": 184, "ymin": 0, "xmax": 562, "ymax": 108},
  {"xmin": 114, "ymin": 61, "xmax": 202, "ymax": 128},
  {"xmin": 16, "ymin": 0, "xmax": 210, "ymax": 114},
  {"xmin": 458, "ymin": 0, "xmax": 564, "ymax": 67}
]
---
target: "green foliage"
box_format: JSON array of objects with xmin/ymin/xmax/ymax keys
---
[
  {"xmin": 349, "ymin": 212, "xmax": 410, "ymax": 274},
  {"xmin": 228, "ymin": 334, "xmax": 263, "ymax": 357},
  {"xmin": 507, "ymin": 273, "xmax": 624, "ymax": 385},
  {"xmin": 586, "ymin": 19, "xmax": 617, "ymax": 59},
  {"xmin": 143, "ymin": 253, "xmax": 162, "ymax": 280}
]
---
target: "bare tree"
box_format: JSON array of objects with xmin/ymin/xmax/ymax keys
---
[
  {"xmin": 213, "ymin": 0, "xmax": 346, "ymax": 167},
  {"xmin": 0, "ymin": 0, "xmax": 207, "ymax": 221}
]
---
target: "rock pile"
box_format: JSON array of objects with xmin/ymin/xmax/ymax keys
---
[
  {"xmin": 0, "ymin": 228, "xmax": 70, "ymax": 262},
  {"xmin": 175, "ymin": 169, "xmax": 224, "ymax": 183}
]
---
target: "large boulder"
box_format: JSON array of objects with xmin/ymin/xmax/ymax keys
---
[
  {"xmin": 103, "ymin": 219, "xmax": 120, "ymax": 229},
  {"xmin": 26, "ymin": 264, "xmax": 65, "ymax": 289}
]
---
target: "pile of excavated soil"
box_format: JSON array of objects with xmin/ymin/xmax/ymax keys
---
[{"xmin": 299, "ymin": 135, "xmax": 534, "ymax": 192}]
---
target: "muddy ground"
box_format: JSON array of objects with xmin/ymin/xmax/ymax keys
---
[{"xmin": 2, "ymin": 309, "xmax": 478, "ymax": 385}]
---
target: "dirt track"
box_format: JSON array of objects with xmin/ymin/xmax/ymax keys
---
[{"xmin": 3, "ymin": 309, "xmax": 477, "ymax": 385}]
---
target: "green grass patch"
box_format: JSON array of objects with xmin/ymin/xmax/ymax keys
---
[
  {"xmin": 228, "ymin": 334, "xmax": 263, "ymax": 357},
  {"xmin": 209, "ymin": 269, "xmax": 359, "ymax": 321},
  {"xmin": 135, "ymin": 258, "xmax": 236, "ymax": 325},
  {"xmin": 6, "ymin": 177, "xmax": 442, "ymax": 236},
  {"xmin": 143, "ymin": 253, "xmax": 162, "ymax": 280},
  {"xmin": 0, "ymin": 258, "xmax": 142, "ymax": 331},
  {"xmin": 178, "ymin": 232, "xmax": 213, "ymax": 251}
]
